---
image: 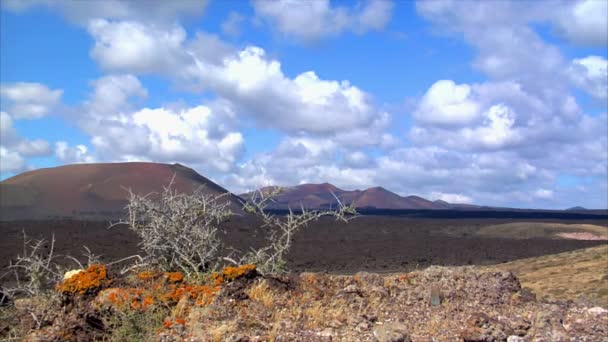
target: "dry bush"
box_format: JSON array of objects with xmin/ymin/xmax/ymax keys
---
[
  {"xmin": 117, "ymin": 181, "xmax": 357, "ymax": 276},
  {"xmin": 241, "ymin": 187, "xmax": 358, "ymax": 274},
  {"xmin": 1, "ymin": 232, "xmax": 64, "ymax": 300},
  {"xmin": 115, "ymin": 181, "xmax": 232, "ymax": 277}
]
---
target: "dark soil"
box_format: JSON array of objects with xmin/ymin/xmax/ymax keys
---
[{"xmin": 0, "ymin": 216, "xmax": 605, "ymax": 274}]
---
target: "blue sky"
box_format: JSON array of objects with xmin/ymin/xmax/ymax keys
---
[{"xmin": 1, "ymin": 0, "xmax": 607, "ymax": 209}]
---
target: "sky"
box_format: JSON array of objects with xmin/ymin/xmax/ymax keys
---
[{"xmin": 0, "ymin": 0, "xmax": 607, "ymax": 209}]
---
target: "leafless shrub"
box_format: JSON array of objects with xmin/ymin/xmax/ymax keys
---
[
  {"xmin": 111, "ymin": 180, "xmax": 357, "ymax": 276},
  {"xmin": 241, "ymin": 187, "xmax": 358, "ymax": 274},
  {"xmin": 114, "ymin": 180, "xmax": 232, "ymax": 277},
  {"xmin": 1, "ymin": 232, "xmax": 63, "ymax": 300}
]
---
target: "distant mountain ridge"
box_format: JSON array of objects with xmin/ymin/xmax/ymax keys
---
[
  {"xmin": 1, "ymin": 163, "xmax": 603, "ymax": 221},
  {"xmin": 239, "ymin": 183, "xmax": 478, "ymax": 210}
]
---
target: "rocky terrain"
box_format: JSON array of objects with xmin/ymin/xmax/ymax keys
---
[{"xmin": 2, "ymin": 264, "xmax": 607, "ymax": 341}]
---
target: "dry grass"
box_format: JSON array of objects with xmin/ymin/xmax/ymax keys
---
[
  {"xmin": 493, "ymin": 244, "xmax": 608, "ymax": 306},
  {"xmin": 247, "ymin": 280, "xmax": 277, "ymax": 308},
  {"xmin": 475, "ymin": 222, "xmax": 608, "ymax": 240}
]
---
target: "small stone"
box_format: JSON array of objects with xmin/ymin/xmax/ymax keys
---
[
  {"xmin": 461, "ymin": 313, "xmax": 508, "ymax": 342},
  {"xmin": 226, "ymin": 334, "xmax": 250, "ymax": 342},
  {"xmin": 344, "ymin": 284, "xmax": 360, "ymax": 293},
  {"xmin": 370, "ymin": 286, "xmax": 389, "ymax": 297},
  {"xmin": 356, "ymin": 321, "xmax": 371, "ymax": 331},
  {"xmin": 507, "ymin": 336, "xmax": 524, "ymax": 342},
  {"xmin": 587, "ymin": 307, "xmax": 608, "ymax": 316},
  {"xmin": 317, "ymin": 328, "xmax": 334, "ymax": 341},
  {"xmin": 63, "ymin": 269, "xmax": 84, "ymax": 280},
  {"xmin": 373, "ymin": 322, "xmax": 411, "ymax": 342},
  {"xmin": 328, "ymin": 319, "xmax": 343, "ymax": 328}
]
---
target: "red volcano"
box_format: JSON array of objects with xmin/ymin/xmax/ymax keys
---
[
  {"xmin": 240, "ymin": 183, "xmax": 447, "ymax": 210},
  {"xmin": 0, "ymin": 162, "xmax": 242, "ymax": 220}
]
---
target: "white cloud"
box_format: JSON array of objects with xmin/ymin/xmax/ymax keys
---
[
  {"xmin": 221, "ymin": 11, "xmax": 244, "ymax": 37},
  {"xmin": 187, "ymin": 46, "xmax": 389, "ymax": 138},
  {"xmin": 460, "ymin": 104, "xmax": 522, "ymax": 150},
  {"xmin": 252, "ymin": 0, "xmax": 394, "ymax": 41},
  {"xmin": 553, "ymin": 0, "xmax": 608, "ymax": 46},
  {"xmin": 85, "ymin": 74, "xmax": 147, "ymax": 117},
  {"xmin": 55, "ymin": 142, "xmax": 96, "ymax": 164},
  {"xmin": 343, "ymin": 151, "xmax": 374, "ymax": 169},
  {"xmin": 568, "ymin": 55, "xmax": 608, "ymax": 101},
  {"xmin": 414, "ymin": 80, "xmax": 480, "ymax": 126},
  {"xmin": 74, "ymin": 75, "xmax": 245, "ymax": 173},
  {"xmin": 534, "ymin": 188, "xmax": 554, "ymax": 199},
  {"xmin": 1, "ymin": 0, "xmax": 208, "ymax": 25},
  {"xmin": 430, "ymin": 192, "xmax": 473, "ymax": 204},
  {"xmin": 357, "ymin": 0, "xmax": 394, "ymax": 32},
  {"xmin": 187, "ymin": 32, "xmax": 236, "ymax": 67},
  {"xmin": 0, "ymin": 82, "xmax": 63, "ymax": 119},
  {"xmin": 0, "ymin": 111, "xmax": 18, "ymax": 145},
  {"xmin": 0, "ymin": 112, "xmax": 51, "ymax": 173},
  {"xmin": 0, "ymin": 146, "xmax": 26, "ymax": 173},
  {"xmin": 416, "ymin": 0, "xmax": 564, "ymax": 92},
  {"xmin": 16, "ymin": 140, "xmax": 51, "ymax": 157},
  {"xmin": 88, "ymin": 20, "xmax": 188, "ymax": 74}
]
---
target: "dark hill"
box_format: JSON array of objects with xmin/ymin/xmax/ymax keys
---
[{"xmin": 0, "ymin": 162, "xmax": 242, "ymax": 220}]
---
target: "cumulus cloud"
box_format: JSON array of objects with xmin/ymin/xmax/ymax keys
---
[
  {"xmin": 83, "ymin": 18, "xmax": 391, "ymax": 142},
  {"xmin": 188, "ymin": 46, "xmax": 389, "ymax": 138},
  {"xmin": 0, "ymin": 82, "xmax": 63, "ymax": 119},
  {"xmin": 1, "ymin": 0, "xmax": 208, "ymax": 25},
  {"xmin": 75, "ymin": 75, "xmax": 245, "ymax": 173},
  {"xmin": 568, "ymin": 55, "xmax": 608, "ymax": 101},
  {"xmin": 414, "ymin": 80, "xmax": 480, "ymax": 126},
  {"xmin": 416, "ymin": 0, "xmax": 565, "ymax": 92},
  {"xmin": 252, "ymin": 0, "xmax": 394, "ymax": 41},
  {"xmin": 430, "ymin": 192, "xmax": 473, "ymax": 204},
  {"xmin": 221, "ymin": 11, "xmax": 245, "ymax": 37},
  {"xmin": 85, "ymin": 74, "xmax": 147, "ymax": 117},
  {"xmin": 553, "ymin": 0, "xmax": 608, "ymax": 46},
  {"xmin": 0, "ymin": 112, "xmax": 51, "ymax": 173},
  {"xmin": 88, "ymin": 19, "xmax": 189, "ymax": 74},
  {"xmin": 55, "ymin": 142, "xmax": 96, "ymax": 164},
  {"xmin": 0, "ymin": 146, "xmax": 26, "ymax": 173},
  {"xmin": 534, "ymin": 188, "xmax": 554, "ymax": 200},
  {"xmin": 343, "ymin": 151, "xmax": 374, "ymax": 169}
]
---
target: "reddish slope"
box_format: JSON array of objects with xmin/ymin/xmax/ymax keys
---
[
  {"xmin": 0, "ymin": 162, "xmax": 241, "ymax": 220},
  {"xmin": 240, "ymin": 183, "xmax": 444, "ymax": 210},
  {"xmin": 242, "ymin": 183, "xmax": 347, "ymax": 209}
]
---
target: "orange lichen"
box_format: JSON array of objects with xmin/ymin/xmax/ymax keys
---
[
  {"xmin": 165, "ymin": 272, "xmax": 184, "ymax": 283},
  {"xmin": 56, "ymin": 264, "xmax": 109, "ymax": 295},
  {"xmin": 219, "ymin": 264, "xmax": 256, "ymax": 281},
  {"xmin": 94, "ymin": 265, "xmax": 252, "ymax": 317},
  {"xmin": 137, "ymin": 271, "xmax": 157, "ymax": 281},
  {"xmin": 142, "ymin": 296, "xmax": 154, "ymax": 309}
]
